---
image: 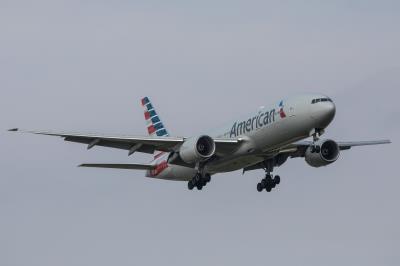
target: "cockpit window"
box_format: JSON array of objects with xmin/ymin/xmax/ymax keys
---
[{"xmin": 312, "ymin": 98, "xmax": 332, "ymax": 104}]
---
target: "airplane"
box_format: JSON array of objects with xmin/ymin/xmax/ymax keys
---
[{"xmin": 9, "ymin": 94, "xmax": 391, "ymax": 192}]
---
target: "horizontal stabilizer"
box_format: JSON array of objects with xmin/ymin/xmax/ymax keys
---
[{"xmin": 79, "ymin": 163, "xmax": 156, "ymax": 170}]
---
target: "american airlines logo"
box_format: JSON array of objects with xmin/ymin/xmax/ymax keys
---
[
  {"xmin": 278, "ymin": 100, "xmax": 287, "ymax": 118},
  {"xmin": 230, "ymin": 101, "xmax": 286, "ymax": 138}
]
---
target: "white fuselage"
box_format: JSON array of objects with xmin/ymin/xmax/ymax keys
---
[{"xmin": 148, "ymin": 94, "xmax": 336, "ymax": 181}]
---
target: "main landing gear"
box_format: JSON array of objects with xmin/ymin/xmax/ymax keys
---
[
  {"xmin": 257, "ymin": 173, "xmax": 280, "ymax": 192},
  {"xmin": 257, "ymin": 159, "xmax": 281, "ymax": 192},
  {"xmin": 188, "ymin": 173, "xmax": 211, "ymax": 191}
]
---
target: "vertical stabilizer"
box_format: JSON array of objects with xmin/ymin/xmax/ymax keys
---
[{"xmin": 141, "ymin": 97, "xmax": 169, "ymax": 137}]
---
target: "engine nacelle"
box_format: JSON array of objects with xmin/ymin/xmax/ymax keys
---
[
  {"xmin": 305, "ymin": 139, "xmax": 340, "ymax": 168},
  {"xmin": 179, "ymin": 135, "xmax": 216, "ymax": 164}
]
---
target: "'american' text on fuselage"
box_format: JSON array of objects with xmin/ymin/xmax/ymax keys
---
[{"xmin": 230, "ymin": 109, "xmax": 276, "ymax": 138}]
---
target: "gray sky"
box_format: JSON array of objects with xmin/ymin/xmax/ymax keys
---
[{"xmin": 1, "ymin": 1, "xmax": 399, "ymax": 265}]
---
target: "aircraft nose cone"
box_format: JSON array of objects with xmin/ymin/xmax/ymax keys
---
[
  {"xmin": 311, "ymin": 101, "xmax": 336, "ymax": 128},
  {"xmin": 320, "ymin": 102, "xmax": 336, "ymax": 125}
]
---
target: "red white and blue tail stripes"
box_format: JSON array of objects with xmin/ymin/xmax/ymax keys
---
[
  {"xmin": 141, "ymin": 97, "xmax": 170, "ymax": 176},
  {"xmin": 141, "ymin": 97, "xmax": 169, "ymax": 137}
]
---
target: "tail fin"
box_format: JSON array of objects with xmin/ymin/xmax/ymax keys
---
[{"xmin": 141, "ymin": 97, "xmax": 169, "ymax": 137}]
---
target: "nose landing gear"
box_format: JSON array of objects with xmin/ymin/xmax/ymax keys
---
[{"xmin": 310, "ymin": 128, "xmax": 324, "ymax": 153}]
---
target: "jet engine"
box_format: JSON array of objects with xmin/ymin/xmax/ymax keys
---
[
  {"xmin": 179, "ymin": 135, "xmax": 216, "ymax": 164},
  {"xmin": 305, "ymin": 139, "xmax": 340, "ymax": 167}
]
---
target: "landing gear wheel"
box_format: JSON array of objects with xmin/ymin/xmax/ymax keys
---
[
  {"xmin": 266, "ymin": 185, "xmax": 272, "ymax": 192},
  {"xmin": 197, "ymin": 179, "xmax": 204, "ymax": 186},
  {"xmin": 257, "ymin": 183, "xmax": 263, "ymax": 192},
  {"xmin": 188, "ymin": 181, "xmax": 194, "ymax": 190},
  {"xmin": 194, "ymin": 174, "xmax": 201, "ymax": 183},
  {"xmin": 261, "ymin": 179, "xmax": 267, "ymax": 188},
  {"xmin": 204, "ymin": 174, "xmax": 211, "ymax": 183},
  {"xmin": 196, "ymin": 183, "xmax": 203, "ymax": 190},
  {"xmin": 273, "ymin": 175, "xmax": 280, "ymax": 185},
  {"xmin": 311, "ymin": 145, "xmax": 321, "ymax": 153}
]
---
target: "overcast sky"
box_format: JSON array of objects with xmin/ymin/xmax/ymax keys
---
[{"xmin": 1, "ymin": 1, "xmax": 399, "ymax": 265}]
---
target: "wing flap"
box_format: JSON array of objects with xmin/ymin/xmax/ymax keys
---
[
  {"xmin": 213, "ymin": 137, "xmax": 244, "ymax": 155},
  {"xmin": 79, "ymin": 163, "xmax": 156, "ymax": 170}
]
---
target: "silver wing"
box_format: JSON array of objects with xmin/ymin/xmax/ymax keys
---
[
  {"xmin": 8, "ymin": 128, "xmax": 242, "ymax": 156},
  {"xmin": 290, "ymin": 139, "xmax": 392, "ymax": 156},
  {"xmin": 243, "ymin": 139, "xmax": 391, "ymax": 172}
]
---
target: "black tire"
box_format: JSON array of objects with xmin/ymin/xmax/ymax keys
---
[
  {"xmin": 188, "ymin": 181, "xmax": 194, "ymax": 190},
  {"xmin": 261, "ymin": 179, "xmax": 267, "ymax": 188},
  {"xmin": 266, "ymin": 185, "xmax": 272, "ymax": 192},
  {"xmin": 266, "ymin": 177, "xmax": 274, "ymax": 186},
  {"xmin": 204, "ymin": 174, "xmax": 211, "ymax": 183},
  {"xmin": 274, "ymin": 175, "xmax": 281, "ymax": 185},
  {"xmin": 196, "ymin": 184, "xmax": 203, "ymax": 190},
  {"xmin": 257, "ymin": 183, "xmax": 263, "ymax": 192}
]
